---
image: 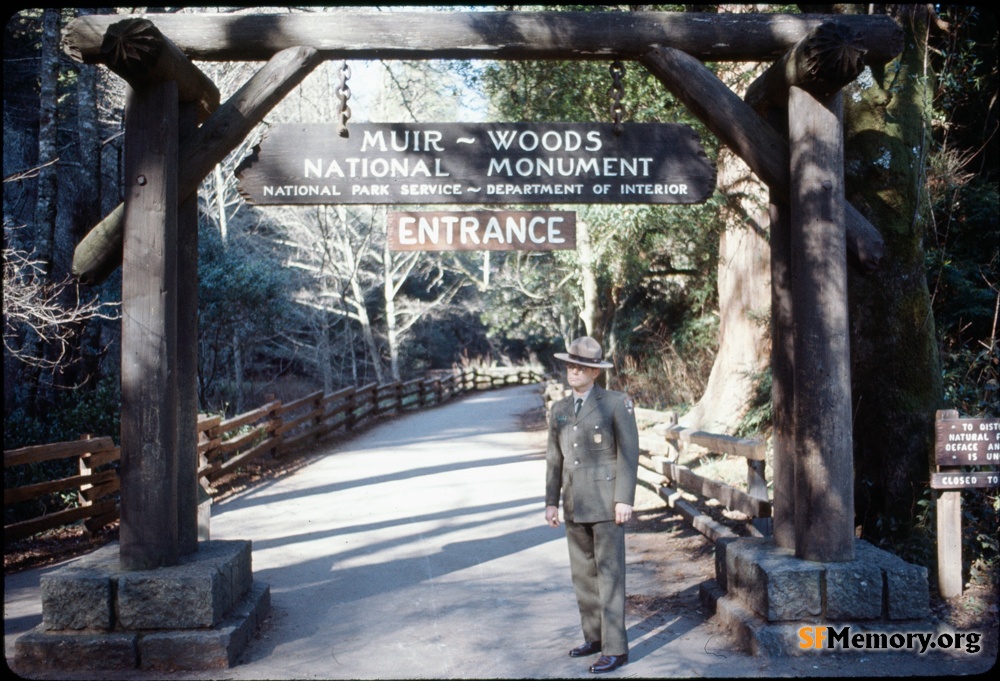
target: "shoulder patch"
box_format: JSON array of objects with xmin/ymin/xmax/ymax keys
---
[{"xmin": 624, "ymin": 396, "xmax": 634, "ymax": 414}]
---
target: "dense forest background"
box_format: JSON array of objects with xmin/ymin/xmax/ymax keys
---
[{"xmin": 3, "ymin": 7, "xmax": 997, "ymax": 575}]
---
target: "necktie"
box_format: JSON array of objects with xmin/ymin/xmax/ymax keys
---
[{"xmin": 575, "ymin": 398, "xmax": 582, "ymax": 416}]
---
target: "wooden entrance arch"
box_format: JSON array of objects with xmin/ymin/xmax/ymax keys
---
[{"xmin": 62, "ymin": 9, "xmax": 902, "ymax": 570}]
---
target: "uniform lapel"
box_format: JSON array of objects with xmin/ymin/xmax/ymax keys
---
[{"xmin": 577, "ymin": 384, "xmax": 604, "ymax": 420}]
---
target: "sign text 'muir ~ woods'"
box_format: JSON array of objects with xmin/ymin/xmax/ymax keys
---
[{"xmin": 236, "ymin": 123, "xmax": 715, "ymax": 205}]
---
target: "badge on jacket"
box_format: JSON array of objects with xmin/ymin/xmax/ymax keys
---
[{"xmin": 624, "ymin": 397, "xmax": 634, "ymax": 414}]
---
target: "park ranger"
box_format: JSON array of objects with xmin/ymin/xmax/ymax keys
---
[{"xmin": 545, "ymin": 336, "xmax": 640, "ymax": 674}]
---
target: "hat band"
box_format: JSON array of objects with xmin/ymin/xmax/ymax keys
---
[{"xmin": 567, "ymin": 352, "xmax": 604, "ymax": 365}]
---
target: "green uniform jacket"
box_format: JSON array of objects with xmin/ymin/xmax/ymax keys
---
[{"xmin": 546, "ymin": 384, "xmax": 640, "ymax": 523}]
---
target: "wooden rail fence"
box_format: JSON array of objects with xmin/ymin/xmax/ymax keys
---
[
  {"xmin": 544, "ymin": 382, "xmax": 770, "ymax": 542},
  {"xmin": 644, "ymin": 411, "xmax": 770, "ymax": 541},
  {"xmin": 5, "ymin": 367, "xmax": 544, "ymax": 543}
]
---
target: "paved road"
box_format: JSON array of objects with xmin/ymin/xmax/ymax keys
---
[{"xmin": 5, "ymin": 385, "xmax": 994, "ymax": 679}]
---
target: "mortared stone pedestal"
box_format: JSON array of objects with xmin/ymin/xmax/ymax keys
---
[
  {"xmin": 701, "ymin": 537, "xmax": 931, "ymax": 655},
  {"xmin": 14, "ymin": 540, "xmax": 269, "ymax": 672}
]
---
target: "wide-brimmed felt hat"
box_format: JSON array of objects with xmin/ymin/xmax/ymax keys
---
[{"xmin": 554, "ymin": 336, "xmax": 614, "ymax": 369}]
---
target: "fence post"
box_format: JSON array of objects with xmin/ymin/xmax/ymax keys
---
[
  {"xmin": 312, "ymin": 392, "xmax": 323, "ymax": 442},
  {"xmin": 77, "ymin": 435, "xmax": 95, "ymax": 535},
  {"xmin": 270, "ymin": 399, "xmax": 284, "ymax": 458},
  {"xmin": 663, "ymin": 411, "xmax": 680, "ymax": 461},
  {"xmin": 747, "ymin": 452, "xmax": 771, "ymax": 536},
  {"xmin": 936, "ymin": 409, "xmax": 964, "ymax": 599}
]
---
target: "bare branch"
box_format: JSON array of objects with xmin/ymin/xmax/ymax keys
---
[{"xmin": 3, "ymin": 234, "xmax": 119, "ymax": 368}]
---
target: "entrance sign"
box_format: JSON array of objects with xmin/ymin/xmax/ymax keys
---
[
  {"xmin": 387, "ymin": 210, "xmax": 576, "ymax": 251},
  {"xmin": 236, "ymin": 123, "xmax": 715, "ymax": 205}
]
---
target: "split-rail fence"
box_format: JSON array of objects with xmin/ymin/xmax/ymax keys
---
[
  {"xmin": 7, "ymin": 371, "xmax": 770, "ymax": 546},
  {"xmin": 4, "ymin": 367, "xmax": 542, "ymax": 543}
]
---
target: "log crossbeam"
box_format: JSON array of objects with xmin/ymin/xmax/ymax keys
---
[
  {"xmin": 69, "ymin": 11, "xmax": 900, "ymax": 282},
  {"xmin": 63, "ymin": 11, "xmax": 903, "ymax": 65}
]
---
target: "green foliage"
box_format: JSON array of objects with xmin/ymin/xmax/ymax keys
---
[
  {"xmin": 876, "ymin": 6, "xmax": 1000, "ymax": 578},
  {"xmin": 3, "ymin": 376, "xmax": 120, "ymax": 452},
  {"xmin": 197, "ymin": 221, "xmax": 298, "ymax": 413},
  {"xmin": 924, "ymin": 7, "xmax": 999, "ymax": 422},
  {"xmin": 469, "ymin": 6, "xmax": 725, "ymax": 396},
  {"xmin": 4, "ymin": 375, "xmax": 121, "ymax": 524},
  {"xmin": 734, "ymin": 366, "xmax": 772, "ymax": 439}
]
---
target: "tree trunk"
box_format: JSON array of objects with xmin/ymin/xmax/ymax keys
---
[
  {"xmin": 72, "ymin": 8, "xmax": 105, "ymax": 389},
  {"xmin": 577, "ymin": 219, "xmax": 601, "ymax": 344},
  {"xmin": 318, "ymin": 312, "xmax": 332, "ymax": 394},
  {"xmin": 384, "ymin": 240, "xmax": 401, "ymax": 382},
  {"xmin": 841, "ymin": 6, "xmax": 942, "ymax": 540},
  {"xmin": 35, "ymin": 7, "xmax": 60, "ymax": 272},
  {"xmin": 680, "ymin": 48, "xmax": 771, "ymax": 434}
]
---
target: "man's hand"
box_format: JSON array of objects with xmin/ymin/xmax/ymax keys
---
[
  {"xmin": 545, "ymin": 505, "xmax": 560, "ymax": 528},
  {"xmin": 614, "ymin": 502, "xmax": 633, "ymax": 525}
]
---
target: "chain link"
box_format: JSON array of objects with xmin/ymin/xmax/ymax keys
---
[
  {"xmin": 335, "ymin": 60, "xmax": 352, "ymax": 139},
  {"xmin": 609, "ymin": 60, "xmax": 626, "ymax": 136}
]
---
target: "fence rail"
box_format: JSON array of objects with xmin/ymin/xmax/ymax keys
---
[
  {"xmin": 544, "ymin": 383, "xmax": 770, "ymax": 542},
  {"xmin": 653, "ymin": 418, "xmax": 770, "ymax": 540},
  {"xmin": 4, "ymin": 367, "xmax": 544, "ymax": 543}
]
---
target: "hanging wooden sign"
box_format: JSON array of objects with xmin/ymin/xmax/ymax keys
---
[
  {"xmin": 387, "ymin": 210, "xmax": 576, "ymax": 251},
  {"xmin": 236, "ymin": 122, "xmax": 715, "ymax": 206}
]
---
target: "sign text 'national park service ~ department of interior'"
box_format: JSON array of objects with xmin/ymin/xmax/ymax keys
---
[{"xmin": 236, "ymin": 122, "xmax": 716, "ymax": 206}]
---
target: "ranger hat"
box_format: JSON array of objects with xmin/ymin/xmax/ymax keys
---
[{"xmin": 554, "ymin": 336, "xmax": 614, "ymax": 369}]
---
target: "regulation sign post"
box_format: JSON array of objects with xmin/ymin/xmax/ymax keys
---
[{"xmin": 932, "ymin": 409, "xmax": 1000, "ymax": 599}]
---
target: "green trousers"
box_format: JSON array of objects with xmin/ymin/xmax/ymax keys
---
[{"xmin": 565, "ymin": 518, "xmax": 627, "ymax": 655}]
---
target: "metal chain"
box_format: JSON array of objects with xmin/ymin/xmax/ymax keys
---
[
  {"xmin": 609, "ymin": 59, "xmax": 626, "ymax": 136},
  {"xmin": 335, "ymin": 60, "xmax": 352, "ymax": 138}
]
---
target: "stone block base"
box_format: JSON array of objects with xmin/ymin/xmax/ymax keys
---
[
  {"xmin": 706, "ymin": 537, "xmax": 931, "ymax": 656},
  {"xmin": 13, "ymin": 540, "xmax": 269, "ymax": 672}
]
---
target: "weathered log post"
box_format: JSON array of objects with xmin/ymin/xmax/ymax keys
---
[
  {"xmin": 748, "ymin": 22, "xmax": 868, "ymax": 556},
  {"xmin": 769, "ymin": 197, "xmax": 796, "ymax": 551},
  {"xmin": 86, "ymin": 18, "xmax": 222, "ymax": 569},
  {"xmin": 789, "ymin": 85, "xmax": 854, "ymax": 562},
  {"xmin": 70, "ymin": 45, "xmax": 323, "ymax": 284},
  {"xmin": 176, "ymin": 101, "xmax": 200, "ymax": 556},
  {"xmin": 782, "ymin": 23, "xmax": 866, "ymax": 562},
  {"xmin": 119, "ymin": 79, "xmax": 181, "ymax": 570}
]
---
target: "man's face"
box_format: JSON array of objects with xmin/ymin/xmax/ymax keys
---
[{"xmin": 566, "ymin": 363, "xmax": 600, "ymax": 393}]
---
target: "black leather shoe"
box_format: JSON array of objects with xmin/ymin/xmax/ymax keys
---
[
  {"xmin": 569, "ymin": 641, "xmax": 602, "ymax": 657},
  {"xmin": 589, "ymin": 654, "xmax": 628, "ymax": 673}
]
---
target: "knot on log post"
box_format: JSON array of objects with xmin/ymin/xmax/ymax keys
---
[
  {"xmin": 800, "ymin": 22, "xmax": 867, "ymax": 97},
  {"xmin": 101, "ymin": 18, "xmax": 163, "ymax": 72},
  {"xmin": 92, "ymin": 17, "xmax": 220, "ymax": 124}
]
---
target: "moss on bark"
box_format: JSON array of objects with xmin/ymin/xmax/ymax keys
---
[{"xmin": 843, "ymin": 7, "xmax": 942, "ymax": 541}]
